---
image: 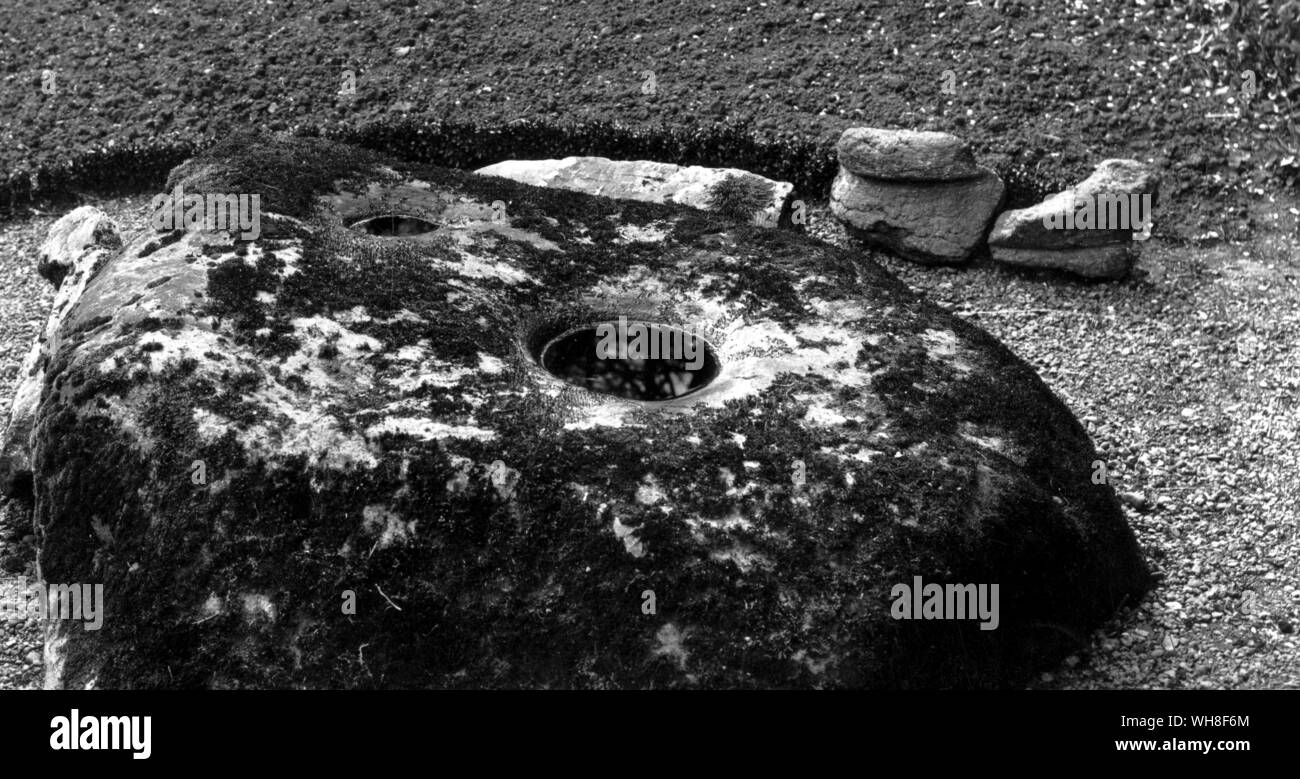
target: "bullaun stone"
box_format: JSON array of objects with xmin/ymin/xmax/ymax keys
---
[{"xmin": 9, "ymin": 134, "xmax": 1148, "ymax": 689}]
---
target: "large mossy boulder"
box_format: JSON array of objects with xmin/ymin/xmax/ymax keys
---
[{"xmin": 3, "ymin": 134, "xmax": 1149, "ymax": 689}]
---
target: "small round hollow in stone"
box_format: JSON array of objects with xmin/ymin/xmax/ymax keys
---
[
  {"xmin": 350, "ymin": 214, "xmax": 440, "ymax": 237},
  {"xmin": 538, "ymin": 322, "xmax": 720, "ymax": 402}
]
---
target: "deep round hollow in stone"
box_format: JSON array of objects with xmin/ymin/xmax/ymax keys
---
[
  {"xmin": 538, "ymin": 322, "xmax": 720, "ymax": 402},
  {"xmin": 350, "ymin": 214, "xmax": 440, "ymax": 236}
]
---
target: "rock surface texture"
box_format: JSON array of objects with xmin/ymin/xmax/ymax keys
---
[
  {"xmin": 475, "ymin": 157, "xmax": 794, "ymax": 227},
  {"xmin": 836, "ymin": 127, "xmax": 982, "ymax": 181},
  {"xmin": 3, "ymin": 135, "xmax": 1148, "ymax": 689},
  {"xmin": 829, "ymin": 128, "xmax": 1005, "ymax": 264},
  {"xmin": 1, "ymin": 206, "xmax": 123, "ymax": 493},
  {"xmin": 988, "ymin": 159, "xmax": 1161, "ymax": 279}
]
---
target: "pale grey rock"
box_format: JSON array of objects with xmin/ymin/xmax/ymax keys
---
[
  {"xmin": 836, "ymin": 128, "xmax": 981, "ymax": 181},
  {"xmin": 830, "ymin": 165, "xmax": 1005, "ymax": 264},
  {"xmin": 988, "ymin": 159, "xmax": 1161, "ymax": 250},
  {"xmin": 475, "ymin": 157, "xmax": 794, "ymax": 227},
  {"xmin": 37, "ymin": 205, "xmax": 121, "ymax": 289}
]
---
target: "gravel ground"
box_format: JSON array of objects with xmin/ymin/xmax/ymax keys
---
[
  {"xmin": 0, "ymin": 0, "xmax": 1288, "ymax": 239},
  {"xmin": 0, "ymin": 205, "xmax": 50, "ymax": 690},
  {"xmin": 0, "ymin": 185, "xmax": 1295, "ymax": 689}
]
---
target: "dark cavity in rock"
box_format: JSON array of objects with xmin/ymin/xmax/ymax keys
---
[
  {"xmin": 538, "ymin": 323, "xmax": 720, "ymax": 401},
  {"xmin": 350, "ymin": 214, "xmax": 440, "ymax": 236}
]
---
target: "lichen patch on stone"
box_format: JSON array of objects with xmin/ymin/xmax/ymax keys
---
[
  {"xmin": 611, "ymin": 516, "xmax": 646, "ymax": 558},
  {"xmin": 635, "ymin": 475, "xmax": 666, "ymax": 506},
  {"xmin": 364, "ymin": 417, "xmax": 497, "ymax": 442},
  {"xmin": 363, "ymin": 504, "xmax": 417, "ymax": 549},
  {"xmin": 240, "ymin": 593, "xmax": 277, "ymax": 623},
  {"xmin": 615, "ymin": 221, "xmax": 671, "ymax": 244},
  {"xmin": 651, "ymin": 623, "xmax": 694, "ymax": 672},
  {"xmin": 921, "ymin": 328, "xmax": 976, "ymax": 374}
]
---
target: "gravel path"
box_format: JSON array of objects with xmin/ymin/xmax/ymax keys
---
[
  {"xmin": 0, "ymin": 186, "xmax": 1295, "ymax": 689},
  {"xmin": 0, "ymin": 209, "xmax": 53, "ymax": 691}
]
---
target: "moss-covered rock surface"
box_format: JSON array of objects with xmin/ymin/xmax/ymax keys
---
[{"xmin": 15, "ymin": 135, "xmax": 1147, "ymax": 688}]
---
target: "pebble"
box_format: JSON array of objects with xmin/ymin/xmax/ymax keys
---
[{"xmin": 1119, "ymin": 491, "xmax": 1150, "ymax": 511}]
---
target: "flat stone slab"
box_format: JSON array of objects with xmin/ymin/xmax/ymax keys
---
[
  {"xmin": 990, "ymin": 244, "xmax": 1134, "ymax": 280},
  {"xmin": 6, "ymin": 135, "xmax": 1148, "ymax": 689},
  {"xmin": 476, "ymin": 156, "xmax": 794, "ymax": 227},
  {"xmin": 836, "ymin": 128, "xmax": 982, "ymax": 182}
]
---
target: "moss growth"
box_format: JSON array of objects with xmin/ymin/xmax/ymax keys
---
[
  {"xmin": 167, "ymin": 132, "xmax": 390, "ymax": 219},
  {"xmin": 138, "ymin": 231, "xmax": 184, "ymax": 258},
  {"xmin": 704, "ymin": 173, "xmax": 776, "ymax": 221}
]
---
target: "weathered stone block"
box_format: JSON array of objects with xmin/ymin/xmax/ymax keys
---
[
  {"xmin": 836, "ymin": 127, "xmax": 982, "ymax": 182},
  {"xmin": 830, "ymin": 165, "xmax": 1005, "ymax": 264}
]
